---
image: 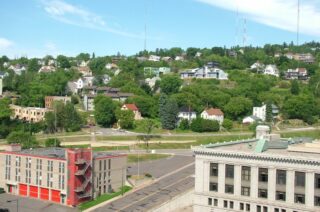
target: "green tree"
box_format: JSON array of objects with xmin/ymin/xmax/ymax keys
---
[
  {"xmin": 116, "ymin": 109, "xmax": 134, "ymax": 129},
  {"xmin": 224, "ymin": 97, "xmax": 253, "ymax": 120},
  {"xmin": 76, "ymin": 53, "xmax": 90, "ymax": 62},
  {"xmin": 266, "ymin": 102, "xmax": 273, "ymax": 122},
  {"xmin": 190, "ymin": 118, "xmax": 220, "ymax": 132},
  {"xmin": 179, "ymin": 119, "xmax": 189, "ymax": 130},
  {"xmin": 0, "ymin": 98, "xmax": 12, "ymax": 119},
  {"xmin": 64, "ymin": 102, "xmax": 82, "ymax": 132},
  {"xmin": 159, "ymin": 94, "xmax": 167, "ymax": 119},
  {"xmin": 290, "ymin": 80, "xmax": 300, "ymax": 95},
  {"xmin": 45, "ymin": 138, "xmax": 61, "ymax": 147},
  {"xmin": 7, "ymin": 131, "xmax": 38, "ymax": 149},
  {"xmin": 160, "ymin": 75, "xmax": 182, "ymax": 95},
  {"xmin": 222, "ymin": 119, "xmax": 233, "ymax": 130},
  {"xmin": 161, "ymin": 98, "xmax": 178, "ymax": 130},
  {"xmin": 57, "ymin": 55, "xmax": 71, "ymax": 68},
  {"xmin": 94, "ymin": 95, "xmax": 116, "ymax": 127},
  {"xmin": 28, "ymin": 58, "xmax": 41, "ymax": 72}
]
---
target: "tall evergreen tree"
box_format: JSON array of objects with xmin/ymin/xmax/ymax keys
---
[
  {"xmin": 266, "ymin": 102, "xmax": 273, "ymax": 122},
  {"xmin": 291, "ymin": 80, "xmax": 300, "ymax": 95},
  {"xmin": 161, "ymin": 98, "xmax": 178, "ymax": 130},
  {"xmin": 159, "ymin": 94, "xmax": 167, "ymax": 122}
]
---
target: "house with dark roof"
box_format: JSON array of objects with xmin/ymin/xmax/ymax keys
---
[
  {"xmin": 200, "ymin": 108, "xmax": 224, "ymax": 124},
  {"xmin": 178, "ymin": 106, "xmax": 197, "ymax": 123}
]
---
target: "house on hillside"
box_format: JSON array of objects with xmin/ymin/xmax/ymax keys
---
[
  {"xmin": 250, "ymin": 61, "xmax": 265, "ymax": 71},
  {"xmin": 8, "ymin": 64, "xmax": 26, "ymax": 75},
  {"xmin": 175, "ymin": 56, "xmax": 185, "ymax": 61},
  {"xmin": 200, "ymin": 108, "xmax": 224, "ymax": 125},
  {"xmin": 144, "ymin": 67, "xmax": 171, "ymax": 77},
  {"xmin": 285, "ymin": 68, "xmax": 308, "ymax": 80},
  {"xmin": 180, "ymin": 66, "xmax": 228, "ymax": 80},
  {"xmin": 145, "ymin": 76, "xmax": 160, "ymax": 89},
  {"xmin": 242, "ymin": 115, "xmax": 262, "ymax": 124},
  {"xmin": 0, "ymin": 71, "xmax": 9, "ymax": 79},
  {"xmin": 178, "ymin": 106, "xmax": 197, "ymax": 123},
  {"xmin": 38, "ymin": 65, "xmax": 56, "ymax": 73},
  {"xmin": 148, "ymin": 55, "xmax": 161, "ymax": 62},
  {"xmin": 293, "ymin": 53, "xmax": 315, "ymax": 64},
  {"xmin": 161, "ymin": 57, "xmax": 172, "ymax": 62},
  {"xmin": 121, "ymin": 104, "xmax": 142, "ymax": 120},
  {"xmin": 263, "ymin": 65, "xmax": 279, "ymax": 77},
  {"xmin": 253, "ymin": 103, "xmax": 279, "ymax": 122}
]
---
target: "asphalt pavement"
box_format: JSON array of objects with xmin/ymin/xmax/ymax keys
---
[{"xmin": 92, "ymin": 154, "xmax": 195, "ymax": 212}]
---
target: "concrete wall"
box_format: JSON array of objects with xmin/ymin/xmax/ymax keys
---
[{"xmin": 152, "ymin": 189, "xmax": 194, "ymax": 212}]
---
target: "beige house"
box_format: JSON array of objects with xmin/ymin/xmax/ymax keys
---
[
  {"xmin": 10, "ymin": 105, "xmax": 50, "ymax": 122},
  {"xmin": 121, "ymin": 104, "xmax": 142, "ymax": 120},
  {"xmin": 201, "ymin": 108, "xmax": 224, "ymax": 124},
  {"xmin": 45, "ymin": 96, "xmax": 71, "ymax": 109}
]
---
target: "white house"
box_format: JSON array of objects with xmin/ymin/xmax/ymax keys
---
[
  {"xmin": 0, "ymin": 71, "xmax": 9, "ymax": 79},
  {"xmin": 178, "ymin": 106, "xmax": 197, "ymax": 123},
  {"xmin": 263, "ymin": 64, "xmax": 279, "ymax": 77},
  {"xmin": 253, "ymin": 104, "xmax": 267, "ymax": 121},
  {"xmin": 38, "ymin": 65, "xmax": 56, "ymax": 73},
  {"xmin": 175, "ymin": 56, "xmax": 185, "ymax": 61},
  {"xmin": 8, "ymin": 64, "xmax": 26, "ymax": 75},
  {"xmin": 121, "ymin": 104, "xmax": 142, "ymax": 120},
  {"xmin": 102, "ymin": 74, "xmax": 111, "ymax": 84},
  {"xmin": 201, "ymin": 108, "xmax": 224, "ymax": 124},
  {"xmin": 148, "ymin": 55, "xmax": 161, "ymax": 62},
  {"xmin": 242, "ymin": 115, "xmax": 261, "ymax": 124},
  {"xmin": 79, "ymin": 60, "xmax": 89, "ymax": 67},
  {"xmin": 250, "ymin": 61, "xmax": 265, "ymax": 70},
  {"xmin": 145, "ymin": 76, "xmax": 160, "ymax": 89},
  {"xmin": 180, "ymin": 66, "xmax": 228, "ymax": 80}
]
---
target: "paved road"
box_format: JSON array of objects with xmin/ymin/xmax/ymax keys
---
[
  {"xmin": 0, "ymin": 193, "xmax": 78, "ymax": 212},
  {"xmin": 94, "ymin": 163, "xmax": 194, "ymax": 212}
]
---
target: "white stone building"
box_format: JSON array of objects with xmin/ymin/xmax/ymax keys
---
[
  {"xmin": 253, "ymin": 104, "xmax": 267, "ymax": 122},
  {"xmin": 192, "ymin": 130, "xmax": 320, "ymax": 212},
  {"xmin": 263, "ymin": 65, "xmax": 279, "ymax": 77}
]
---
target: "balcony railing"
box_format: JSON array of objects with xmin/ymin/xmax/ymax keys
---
[{"xmin": 75, "ymin": 163, "xmax": 91, "ymax": 176}]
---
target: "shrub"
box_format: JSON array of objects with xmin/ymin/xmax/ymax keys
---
[
  {"xmin": 190, "ymin": 118, "xmax": 220, "ymax": 132},
  {"xmin": 222, "ymin": 119, "xmax": 233, "ymax": 130},
  {"xmin": 7, "ymin": 131, "xmax": 38, "ymax": 149},
  {"xmin": 179, "ymin": 119, "xmax": 189, "ymax": 130},
  {"xmin": 45, "ymin": 138, "xmax": 61, "ymax": 147}
]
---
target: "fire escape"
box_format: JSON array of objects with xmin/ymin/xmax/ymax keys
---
[{"xmin": 74, "ymin": 158, "xmax": 92, "ymax": 199}]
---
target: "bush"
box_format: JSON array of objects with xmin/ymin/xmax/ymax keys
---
[
  {"xmin": 7, "ymin": 131, "xmax": 38, "ymax": 149},
  {"xmin": 190, "ymin": 118, "xmax": 220, "ymax": 132},
  {"xmin": 45, "ymin": 138, "xmax": 61, "ymax": 147},
  {"xmin": 179, "ymin": 119, "xmax": 189, "ymax": 130},
  {"xmin": 144, "ymin": 173, "xmax": 152, "ymax": 178},
  {"xmin": 222, "ymin": 119, "xmax": 233, "ymax": 130}
]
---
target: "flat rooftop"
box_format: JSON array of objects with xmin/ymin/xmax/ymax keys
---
[
  {"xmin": 4, "ymin": 147, "xmax": 124, "ymax": 160},
  {"xmin": 194, "ymin": 136, "xmax": 320, "ymax": 160}
]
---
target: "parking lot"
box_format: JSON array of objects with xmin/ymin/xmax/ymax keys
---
[{"xmin": 0, "ymin": 193, "xmax": 78, "ymax": 212}]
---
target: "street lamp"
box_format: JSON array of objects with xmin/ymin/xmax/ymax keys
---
[{"xmin": 6, "ymin": 199, "xmax": 18, "ymax": 212}]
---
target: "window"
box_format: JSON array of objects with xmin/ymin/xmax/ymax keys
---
[
  {"xmin": 263, "ymin": 206, "xmax": 268, "ymax": 212},
  {"xmin": 294, "ymin": 194, "xmax": 305, "ymax": 204},
  {"xmin": 281, "ymin": 210, "xmax": 286, "ymax": 212},
  {"xmin": 230, "ymin": 201, "xmax": 234, "ymax": 209},
  {"xmin": 226, "ymin": 165, "xmax": 234, "ymax": 178},
  {"xmin": 257, "ymin": 205, "xmax": 261, "ymax": 212},
  {"xmin": 214, "ymin": 199, "xmax": 218, "ymax": 206},
  {"xmin": 276, "ymin": 170, "xmax": 286, "ymax": 185},
  {"xmin": 246, "ymin": 203, "xmax": 250, "ymax": 211},
  {"xmin": 315, "ymin": 196, "xmax": 320, "ymax": 206},
  {"xmin": 315, "ymin": 174, "xmax": 320, "ymax": 189},
  {"xmin": 210, "ymin": 163, "xmax": 218, "ymax": 176},
  {"xmin": 209, "ymin": 182, "xmax": 218, "ymax": 191},
  {"xmin": 240, "ymin": 203, "xmax": 244, "ymax": 210},
  {"xmin": 295, "ymin": 172, "xmax": 305, "ymax": 187},
  {"xmin": 274, "ymin": 209, "xmax": 279, "ymax": 212},
  {"xmin": 241, "ymin": 166, "xmax": 251, "ymax": 181},
  {"xmin": 99, "ymin": 160, "xmax": 102, "ymax": 170},
  {"xmin": 259, "ymin": 168, "xmax": 268, "ymax": 182},
  {"xmin": 258, "ymin": 189, "xmax": 268, "ymax": 198},
  {"xmin": 224, "ymin": 200, "xmax": 228, "ymax": 208},
  {"xmin": 276, "ymin": 191, "xmax": 286, "ymax": 201},
  {"xmin": 104, "ymin": 160, "xmax": 107, "ymax": 170},
  {"xmin": 208, "ymin": 198, "xmax": 212, "ymax": 205},
  {"xmin": 225, "ymin": 184, "xmax": 234, "ymax": 194},
  {"xmin": 108, "ymin": 159, "xmax": 111, "ymax": 169},
  {"xmin": 241, "ymin": 186, "xmax": 250, "ymax": 196}
]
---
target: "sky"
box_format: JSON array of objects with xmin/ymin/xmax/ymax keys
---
[{"xmin": 0, "ymin": 0, "xmax": 319, "ymax": 58}]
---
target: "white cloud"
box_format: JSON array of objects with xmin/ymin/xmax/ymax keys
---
[
  {"xmin": 196, "ymin": 0, "xmax": 320, "ymax": 37},
  {"xmin": 0, "ymin": 38, "xmax": 14, "ymax": 50},
  {"xmin": 41, "ymin": 0, "xmax": 144, "ymax": 39}
]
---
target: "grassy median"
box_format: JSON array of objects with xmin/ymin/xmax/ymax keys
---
[
  {"xmin": 78, "ymin": 186, "xmax": 132, "ymax": 211},
  {"xmin": 127, "ymin": 153, "xmax": 171, "ymax": 163}
]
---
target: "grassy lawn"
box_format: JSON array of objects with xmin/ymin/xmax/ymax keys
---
[
  {"xmin": 127, "ymin": 153, "xmax": 171, "ymax": 163},
  {"xmin": 78, "ymin": 186, "xmax": 132, "ymax": 211},
  {"xmin": 280, "ymin": 130, "xmax": 320, "ymax": 139},
  {"xmin": 63, "ymin": 145, "xmax": 130, "ymax": 151}
]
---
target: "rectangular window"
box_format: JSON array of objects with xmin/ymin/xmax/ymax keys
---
[
  {"xmin": 225, "ymin": 165, "xmax": 234, "ymax": 178},
  {"xmin": 209, "ymin": 182, "xmax": 218, "ymax": 191},
  {"xmin": 223, "ymin": 200, "xmax": 228, "ymax": 208},
  {"xmin": 225, "ymin": 184, "xmax": 234, "ymax": 194},
  {"xmin": 315, "ymin": 174, "xmax": 320, "ymax": 189},
  {"xmin": 240, "ymin": 203, "xmax": 244, "ymax": 210},
  {"xmin": 229, "ymin": 201, "xmax": 234, "ymax": 209},
  {"xmin": 295, "ymin": 172, "xmax": 305, "ymax": 187},
  {"xmin": 263, "ymin": 206, "xmax": 268, "ymax": 212},
  {"xmin": 210, "ymin": 163, "xmax": 218, "ymax": 176},
  {"xmin": 99, "ymin": 160, "xmax": 102, "ymax": 170},
  {"xmin": 259, "ymin": 168, "xmax": 268, "ymax": 182},
  {"xmin": 108, "ymin": 159, "xmax": 111, "ymax": 169},
  {"xmin": 47, "ymin": 173, "xmax": 50, "ymax": 187},
  {"xmin": 257, "ymin": 205, "xmax": 261, "ymax": 212},
  {"xmin": 214, "ymin": 199, "xmax": 218, "ymax": 206},
  {"xmin": 241, "ymin": 166, "xmax": 251, "ymax": 181},
  {"xmin": 208, "ymin": 198, "xmax": 212, "ymax": 206},
  {"xmin": 274, "ymin": 209, "xmax": 279, "ymax": 212},
  {"xmin": 258, "ymin": 189, "xmax": 268, "ymax": 198},
  {"xmin": 315, "ymin": 196, "xmax": 320, "ymax": 206},
  {"xmin": 276, "ymin": 170, "xmax": 286, "ymax": 185},
  {"xmin": 104, "ymin": 160, "xmax": 107, "ymax": 170},
  {"xmin": 294, "ymin": 194, "xmax": 305, "ymax": 204},
  {"xmin": 241, "ymin": 186, "xmax": 250, "ymax": 196},
  {"xmin": 276, "ymin": 191, "xmax": 286, "ymax": 201},
  {"xmin": 246, "ymin": 203, "xmax": 250, "ymax": 211}
]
